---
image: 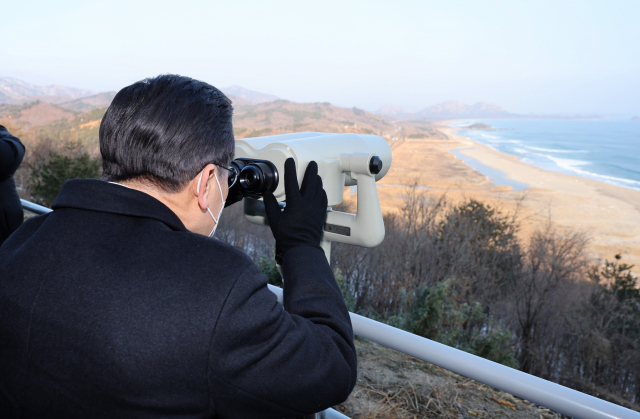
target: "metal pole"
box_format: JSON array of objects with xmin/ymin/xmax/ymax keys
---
[
  {"xmin": 20, "ymin": 199, "xmax": 52, "ymax": 215},
  {"xmin": 322, "ymin": 408, "xmax": 350, "ymax": 418}
]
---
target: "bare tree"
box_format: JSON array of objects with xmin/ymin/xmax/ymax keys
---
[{"xmin": 508, "ymin": 225, "xmax": 589, "ymax": 377}]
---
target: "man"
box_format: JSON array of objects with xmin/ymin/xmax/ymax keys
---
[
  {"xmin": 0, "ymin": 125, "xmax": 25, "ymax": 246},
  {"xmin": 0, "ymin": 75, "xmax": 357, "ymax": 418}
]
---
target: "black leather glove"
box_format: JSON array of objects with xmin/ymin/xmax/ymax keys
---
[
  {"xmin": 224, "ymin": 181, "xmax": 244, "ymax": 208},
  {"xmin": 263, "ymin": 158, "xmax": 328, "ymax": 263}
]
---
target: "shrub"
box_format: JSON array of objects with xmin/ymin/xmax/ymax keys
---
[
  {"xmin": 407, "ymin": 280, "xmax": 518, "ymax": 368},
  {"xmin": 335, "ymin": 268, "xmax": 356, "ymax": 312},
  {"xmin": 569, "ymin": 258, "xmax": 640, "ymax": 403},
  {"xmin": 27, "ymin": 143, "xmax": 101, "ymax": 207},
  {"xmin": 257, "ymin": 250, "xmax": 283, "ymax": 287}
]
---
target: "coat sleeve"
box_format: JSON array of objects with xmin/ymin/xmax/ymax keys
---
[
  {"xmin": 207, "ymin": 245, "xmax": 357, "ymax": 419},
  {"xmin": 0, "ymin": 125, "xmax": 25, "ymax": 182}
]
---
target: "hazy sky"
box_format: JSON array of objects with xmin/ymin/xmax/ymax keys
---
[{"xmin": 1, "ymin": 0, "xmax": 639, "ymax": 115}]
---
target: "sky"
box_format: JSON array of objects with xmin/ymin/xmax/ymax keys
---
[{"xmin": 1, "ymin": 0, "xmax": 639, "ymax": 115}]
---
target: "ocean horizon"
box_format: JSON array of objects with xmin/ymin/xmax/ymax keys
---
[{"xmin": 451, "ymin": 119, "xmax": 640, "ymax": 192}]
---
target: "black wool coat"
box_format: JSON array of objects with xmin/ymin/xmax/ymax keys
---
[
  {"xmin": 0, "ymin": 125, "xmax": 25, "ymax": 247},
  {"xmin": 0, "ymin": 179, "xmax": 357, "ymax": 418}
]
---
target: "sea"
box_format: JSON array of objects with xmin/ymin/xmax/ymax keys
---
[{"xmin": 450, "ymin": 119, "xmax": 640, "ymax": 192}]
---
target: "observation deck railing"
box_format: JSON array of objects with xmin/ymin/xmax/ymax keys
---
[{"xmin": 21, "ymin": 199, "xmax": 640, "ymax": 419}]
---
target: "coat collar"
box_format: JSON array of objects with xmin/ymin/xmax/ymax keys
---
[{"xmin": 52, "ymin": 179, "xmax": 187, "ymax": 231}]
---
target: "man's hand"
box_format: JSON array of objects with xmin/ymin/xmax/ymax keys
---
[{"xmin": 263, "ymin": 158, "xmax": 328, "ymax": 262}]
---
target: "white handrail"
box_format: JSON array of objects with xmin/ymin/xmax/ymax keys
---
[
  {"xmin": 20, "ymin": 199, "xmax": 52, "ymax": 215},
  {"xmin": 267, "ymin": 284, "xmax": 639, "ymax": 419}
]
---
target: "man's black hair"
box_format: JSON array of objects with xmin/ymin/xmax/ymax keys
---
[{"xmin": 100, "ymin": 74, "xmax": 234, "ymax": 193}]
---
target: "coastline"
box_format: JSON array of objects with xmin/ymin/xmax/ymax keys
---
[{"xmin": 369, "ymin": 121, "xmax": 640, "ymax": 270}]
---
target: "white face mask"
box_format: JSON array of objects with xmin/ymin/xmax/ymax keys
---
[{"xmin": 197, "ymin": 169, "xmax": 226, "ymax": 237}]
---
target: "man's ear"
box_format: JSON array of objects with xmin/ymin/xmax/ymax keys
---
[{"xmin": 195, "ymin": 164, "xmax": 216, "ymax": 210}]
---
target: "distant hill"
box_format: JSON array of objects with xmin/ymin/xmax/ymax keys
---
[
  {"xmin": 376, "ymin": 104, "xmax": 413, "ymax": 117},
  {"xmin": 377, "ymin": 101, "xmax": 605, "ymax": 120},
  {"xmin": 417, "ymin": 101, "xmax": 511, "ymax": 118},
  {"xmin": 60, "ymin": 92, "xmax": 116, "ymax": 111},
  {"xmin": 221, "ymin": 86, "xmax": 279, "ymax": 104},
  {"xmin": 232, "ymin": 100, "xmax": 392, "ymax": 138},
  {"xmin": 226, "ymin": 95, "xmax": 254, "ymax": 110},
  {"xmin": 230, "ymin": 100, "xmax": 446, "ymax": 142},
  {"xmin": 0, "ymin": 77, "xmax": 95, "ymax": 104},
  {"xmin": 0, "ymin": 101, "xmax": 108, "ymax": 156},
  {"xmin": 376, "ymin": 100, "xmax": 513, "ymax": 119},
  {"xmin": 461, "ymin": 122, "xmax": 496, "ymax": 130},
  {"xmin": 0, "ymin": 101, "xmax": 75, "ymax": 126}
]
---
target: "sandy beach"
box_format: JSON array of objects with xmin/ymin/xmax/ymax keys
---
[{"xmin": 366, "ymin": 123, "xmax": 640, "ymax": 270}]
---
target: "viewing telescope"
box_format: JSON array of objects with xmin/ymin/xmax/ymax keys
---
[{"xmin": 232, "ymin": 132, "xmax": 392, "ymax": 259}]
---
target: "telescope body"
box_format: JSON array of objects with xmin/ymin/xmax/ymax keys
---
[
  {"xmin": 236, "ymin": 132, "xmax": 392, "ymax": 248},
  {"xmin": 235, "ymin": 132, "xmax": 391, "ymax": 205}
]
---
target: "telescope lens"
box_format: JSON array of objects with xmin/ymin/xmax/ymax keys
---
[
  {"xmin": 239, "ymin": 166, "xmax": 261, "ymax": 192},
  {"xmin": 236, "ymin": 160, "xmax": 279, "ymax": 196}
]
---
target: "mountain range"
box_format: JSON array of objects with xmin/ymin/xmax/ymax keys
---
[
  {"xmin": 221, "ymin": 85, "xmax": 279, "ymax": 105},
  {"xmin": 376, "ymin": 101, "xmax": 513, "ymax": 119},
  {"xmin": 0, "ymin": 77, "xmax": 116, "ymax": 111},
  {"xmin": 0, "ymin": 77, "xmax": 95, "ymax": 104},
  {"xmin": 60, "ymin": 92, "xmax": 117, "ymax": 112},
  {"xmin": 1, "ymin": 76, "xmax": 516, "ymax": 119}
]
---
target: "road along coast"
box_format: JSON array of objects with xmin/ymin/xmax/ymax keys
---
[{"xmin": 356, "ymin": 122, "xmax": 640, "ymax": 270}]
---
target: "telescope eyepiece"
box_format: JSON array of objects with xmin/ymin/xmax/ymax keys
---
[
  {"xmin": 233, "ymin": 159, "xmax": 279, "ymax": 197},
  {"xmin": 239, "ymin": 164, "xmax": 263, "ymax": 192}
]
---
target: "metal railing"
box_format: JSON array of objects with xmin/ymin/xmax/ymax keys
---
[
  {"xmin": 21, "ymin": 199, "xmax": 52, "ymax": 215},
  {"xmin": 21, "ymin": 200, "xmax": 640, "ymax": 419}
]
